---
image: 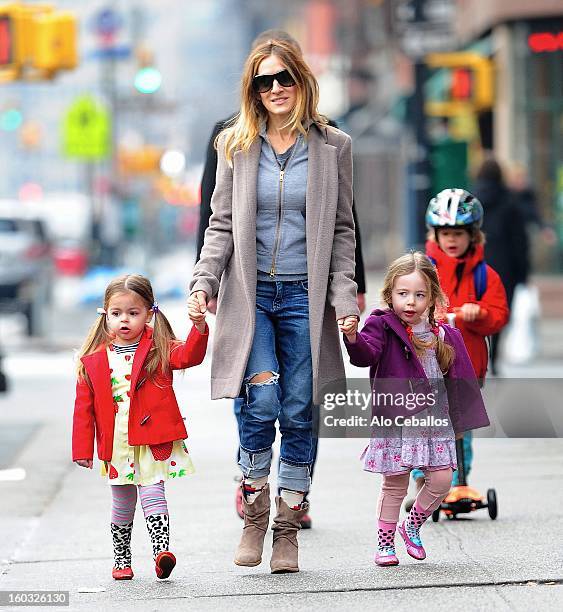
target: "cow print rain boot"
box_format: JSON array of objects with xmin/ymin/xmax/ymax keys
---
[
  {"xmin": 111, "ymin": 522, "xmax": 134, "ymax": 580},
  {"xmin": 145, "ymin": 513, "xmax": 176, "ymax": 579}
]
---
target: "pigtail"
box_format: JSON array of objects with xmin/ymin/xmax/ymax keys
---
[
  {"xmin": 435, "ymin": 337, "xmax": 455, "ymax": 374},
  {"xmin": 146, "ymin": 307, "xmax": 178, "ymax": 377},
  {"xmin": 428, "ymin": 305, "xmax": 455, "ymax": 373},
  {"xmin": 76, "ymin": 313, "xmax": 111, "ymax": 381},
  {"xmin": 409, "ymin": 317, "xmax": 437, "ymax": 364},
  {"xmin": 410, "ymin": 335, "xmax": 434, "ymax": 358}
]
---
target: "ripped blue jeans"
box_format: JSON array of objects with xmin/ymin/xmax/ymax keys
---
[{"xmin": 238, "ymin": 279, "xmax": 314, "ymax": 492}]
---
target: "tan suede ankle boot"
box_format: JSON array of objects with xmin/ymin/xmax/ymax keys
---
[
  {"xmin": 234, "ymin": 483, "xmax": 271, "ymax": 567},
  {"xmin": 270, "ymin": 496, "xmax": 309, "ymax": 573}
]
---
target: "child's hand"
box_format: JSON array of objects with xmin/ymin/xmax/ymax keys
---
[
  {"xmin": 194, "ymin": 319, "xmax": 207, "ymax": 334},
  {"xmin": 338, "ymin": 316, "xmax": 358, "ymax": 341},
  {"xmin": 188, "ymin": 311, "xmax": 205, "ymax": 325},
  {"xmin": 456, "ymin": 303, "xmax": 482, "ymax": 322},
  {"xmin": 75, "ymin": 459, "xmax": 93, "ymax": 469},
  {"xmin": 188, "ymin": 291, "xmax": 207, "ymax": 324}
]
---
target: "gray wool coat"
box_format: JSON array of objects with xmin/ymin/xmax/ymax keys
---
[{"xmin": 189, "ymin": 122, "xmax": 359, "ymax": 402}]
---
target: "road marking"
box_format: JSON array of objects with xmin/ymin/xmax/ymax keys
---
[{"xmin": 0, "ymin": 468, "xmax": 26, "ymax": 481}]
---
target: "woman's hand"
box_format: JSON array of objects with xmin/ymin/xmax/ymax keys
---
[
  {"xmin": 188, "ymin": 291, "xmax": 208, "ymax": 324},
  {"xmin": 338, "ymin": 315, "xmax": 358, "ymax": 342},
  {"xmin": 75, "ymin": 459, "xmax": 93, "ymax": 469},
  {"xmin": 206, "ymin": 297, "xmax": 218, "ymax": 315},
  {"xmin": 357, "ymin": 293, "xmax": 366, "ymax": 314}
]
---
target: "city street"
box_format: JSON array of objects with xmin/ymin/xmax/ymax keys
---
[
  {"xmin": 1, "ymin": 263, "xmax": 562, "ymax": 611},
  {"xmin": 1, "ymin": 0, "xmax": 562, "ymax": 609}
]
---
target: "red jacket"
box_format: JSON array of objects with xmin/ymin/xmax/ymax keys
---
[
  {"xmin": 426, "ymin": 240, "xmax": 509, "ymax": 379},
  {"xmin": 72, "ymin": 324, "xmax": 208, "ymax": 462}
]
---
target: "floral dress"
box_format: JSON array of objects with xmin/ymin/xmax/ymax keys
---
[
  {"xmin": 362, "ymin": 320, "xmax": 457, "ymax": 475},
  {"xmin": 100, "ymin": 342, "xmax": 195, "ymax": 486}
]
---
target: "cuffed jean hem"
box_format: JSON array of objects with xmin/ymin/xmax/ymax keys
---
[
  {"xmin": 238, "ymin": 447, "xmax": 272, "ymax": 480},
  {"xmin": 278, "ymin": 459, "xmax": 311, "ymax": 493}
]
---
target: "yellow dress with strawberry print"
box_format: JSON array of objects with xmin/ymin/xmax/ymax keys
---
[{"xmin": 101, "ymin": 343, "xmax": 195, "ymax": 486}]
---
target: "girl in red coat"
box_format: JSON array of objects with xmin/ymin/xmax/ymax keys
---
[
  {"xmin": 408, "ymin": 189, "xmax": 509, "ymax": 498},
  {"xmin": 72, "ymin": 274, "xmax": 208, "ymax": 581}
]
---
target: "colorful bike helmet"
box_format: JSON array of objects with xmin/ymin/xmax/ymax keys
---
[{"xmin": 425, "ymin": 188, "xmax": 484, "ymax": 228}]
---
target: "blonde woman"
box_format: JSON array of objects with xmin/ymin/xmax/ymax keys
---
[{"xmin": 188, "ymin": 39, "xmax": 359, "ymax": 573}]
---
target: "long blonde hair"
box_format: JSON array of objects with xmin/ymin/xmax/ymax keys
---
[
  {"xmin": 220, "ymin": 39, "xmax": 327, "ymax": 164},
  {"xmin": 76, "ymin": 274, "xmax": 177, "ymax": 381},
  {"xmin": 381, "ymin": 252, "xmax": 455, "ymax": 373}
]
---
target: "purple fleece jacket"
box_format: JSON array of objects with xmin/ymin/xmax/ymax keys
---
[{"xmin": 343, "ymin": 309, "xmax": 490, "ymax": 434}]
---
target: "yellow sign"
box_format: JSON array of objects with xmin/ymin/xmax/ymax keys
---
[{"xmin": 63, "ymin": 96, "xmax": 110, "ymax": 160}]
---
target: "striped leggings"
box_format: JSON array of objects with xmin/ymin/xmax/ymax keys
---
[{"xmin": 111, "ymin": 482, "xmax": 168, "ymax": 525}]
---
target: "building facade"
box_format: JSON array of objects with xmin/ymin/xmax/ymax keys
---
[{"xmin": 456, "ymin": 0, "xmax": 563, "ymax": 273}]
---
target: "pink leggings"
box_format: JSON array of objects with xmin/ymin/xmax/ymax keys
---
[
  {"xmin": 111, "ymin": 482, "xmax": 168, "ymax": 525},
  {"xmin": 377, "ymin": 468, "xmax": 452, "ymax": 523}
]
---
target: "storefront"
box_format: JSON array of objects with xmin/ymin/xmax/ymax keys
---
[
  {"xmin": 454, "ymin": 2, "xmax": 563, "ymax": 273},
  {"xmin": 524, "ymin": 19, "xmax": 563, "ymax": 272},
  {"xmin": 502, "ymin": 17, "xmax": 563, "ymax": 272}
]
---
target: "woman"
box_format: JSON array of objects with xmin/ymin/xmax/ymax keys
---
[{"xmin": 188, "ymin": 39, "xmax": 359, "ymax": 573}]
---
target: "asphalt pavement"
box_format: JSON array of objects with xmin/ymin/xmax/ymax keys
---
[{"xmin": 1, "ymin": 256, "xmax": 562, "ymax": 611}]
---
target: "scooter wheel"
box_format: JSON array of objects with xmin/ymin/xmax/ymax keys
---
[
  {"xmin": 487, "ymin": 488, "xmax": 498, "ymax": 520},
  {"xmin": 432, "ymin": 508, "xmax": 440, "ymax": 522}
]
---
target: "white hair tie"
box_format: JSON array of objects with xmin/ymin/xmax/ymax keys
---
[{"xmin": 97, "ymin": 308, "xmax": 107, "ymax": 315}]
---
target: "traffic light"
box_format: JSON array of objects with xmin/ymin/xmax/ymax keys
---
[
  {"xmin": 0, "ymin": 2, "xmax": 77, "ymax": 78},
  {"xmin": 1, "ymin": 3, "xmax": 48, "ymax": 69},
  {"xmin": 0, "ymin": 3, "xmax": 29, "ymax": 69},
  {"xmin": 451, "ymin": 68, "xmax": 472, "ymax": 101},
  {"xmin": 32, "ymin": 11, "xmax": 77, "ymax": 71},
  {"xmin": 0, "ymin": 13, "xmax": 12, "ymax": 66},
  {"xmin": 425, "ymin": 52, "xmax": 494, "ymax": 116},
  {"xmin": 134, "ymin": 67, "xmax": 161, "ymax": 94},
  {"xmin": 133, "ymin": 46, "xmax": 161, "ymax": 94}
]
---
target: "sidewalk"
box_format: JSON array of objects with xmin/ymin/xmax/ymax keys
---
[
  {"xmin": 1, "ymin": 348, "xmax": 563, "ymax": 611},
  {"xmin": 1, "ymin": 262, "xmax": 562, "ymax": 610}
]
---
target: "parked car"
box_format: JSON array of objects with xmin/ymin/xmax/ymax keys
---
[
  {"xmin": 0, "ymin": 214, "xmax": 54, "ymax": 336},
  {"xmin": 53, "ymin": 238, "xmax": 89, "ymax": 276},
  {"xmin": 0, "ymin": 350, "xmax": 7, "ymax": 393}
]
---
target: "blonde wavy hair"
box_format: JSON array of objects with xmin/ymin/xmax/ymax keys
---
[
  {"xmin": 381, "ymin": 252, "xmax": 455, "ymax": 373},
  {"xmin": 76, "ymin": 274, "xmax": 177, "ymax": 382},
  {"xmin": 219, "ymin": 39, "xmax": 327, "ymax": 164}
]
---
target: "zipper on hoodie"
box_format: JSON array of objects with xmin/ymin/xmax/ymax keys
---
[{"xmin": 268, "ymin": 138, "xmax": 298, "ymax": 277}]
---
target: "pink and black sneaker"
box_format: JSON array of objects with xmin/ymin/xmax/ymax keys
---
[
  {"xmin": 375, "ymin": 521, "xmax": 399, "ymax": 566},
  {"xmin": 375, "ymin": 547, "xmax": 399, "ymax": 566},
  {"xmin": 398, "ymin": 519, "xmax": 426, "ymax": 560}
]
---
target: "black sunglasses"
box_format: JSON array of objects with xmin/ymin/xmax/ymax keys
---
[{"xmin": 252, "ymin": 69, "xmax": 296, "ymax": 93}]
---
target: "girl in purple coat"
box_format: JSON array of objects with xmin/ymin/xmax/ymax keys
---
[{"xmin": 342, "ymin": 252, "xmax": 489, "ymax": 566}]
